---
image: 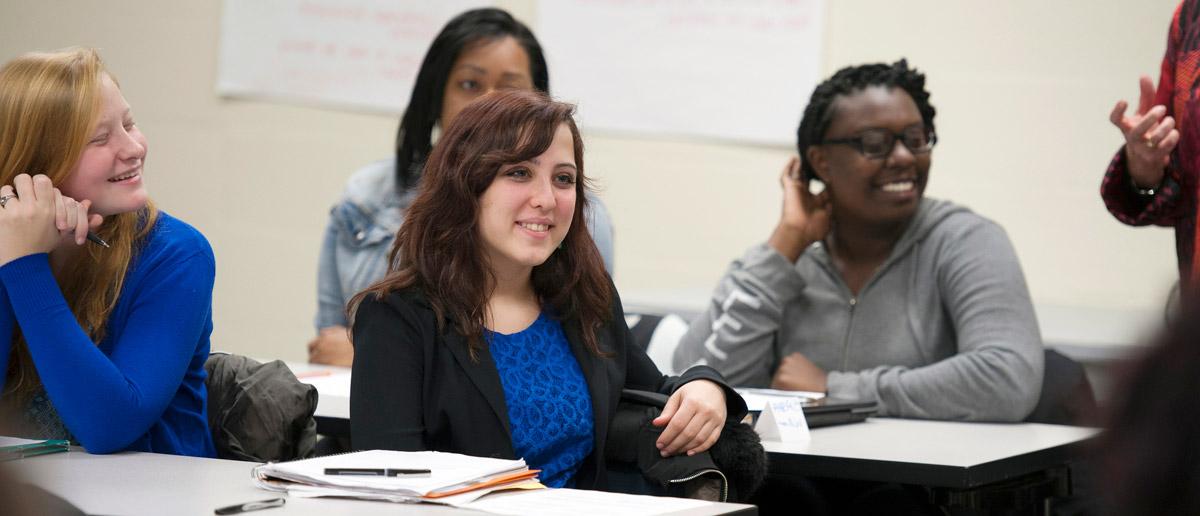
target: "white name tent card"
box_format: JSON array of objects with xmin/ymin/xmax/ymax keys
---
[{"xmin": 754, "ymin": 397, "xmax": 811, "ymax": 443}]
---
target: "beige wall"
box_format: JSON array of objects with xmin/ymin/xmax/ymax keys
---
[{"xmin": 0, "ymin": 1, "xmax": 1181, "ymax": 361}]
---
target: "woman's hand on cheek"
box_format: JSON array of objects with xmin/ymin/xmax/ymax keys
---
[
  {"xmin": 52, "ymin": 190, "xmax": 102, "ymax": 248},
  {"xmin": 769, "ymin": 156, "xmax": 832, "ymax": 263},
  {"xmin": 0, "ymin": 174, "xmax": 65, "ymax": 266},
  {"xmin": 652, "ymin": 379, "xmax": 727, "ymax": 457}
]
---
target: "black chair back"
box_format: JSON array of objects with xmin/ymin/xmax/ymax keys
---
[{"xmin": 1025, "ymin": 349, "xmax": 1097, "ymax": 425}]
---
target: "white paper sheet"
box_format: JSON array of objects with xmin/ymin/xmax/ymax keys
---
[
  {"xmin": 217, "ymin": 0, "xmax": 489, "ymax": 113},
  {"xmin": 296, "ymin": 370, "xmax": 352, "ymax": 397},
  {"xmin": 255, "ymin": 450, "xmax": 528, "ymax": 496},
  {"xmin": 735, "ymin": 387, "xmax": 824, "ymax": 412},
  {"xmin": 466, "ymin": 488, "xmax": 713, "ymax": 516},
  {"xmin": 538, "ymin": 0, "xmax": 825, "ymax": 145},
  {"xmin": 0, "ymin": 436, "xmax": 45, "ymax": 447}
]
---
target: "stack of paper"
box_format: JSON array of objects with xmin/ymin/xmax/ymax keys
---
[
  {"xmin": 253, "ymin": 450, "xmax": 541, "ymax": 506},
  {"xmin": 0, "ymin": 436, "xmax": 70, "ymax": 462}
]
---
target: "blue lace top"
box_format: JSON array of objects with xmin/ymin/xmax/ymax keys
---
[{"xmin": 488, "ymin": 312, "xmax": 594, "ymax": 488}]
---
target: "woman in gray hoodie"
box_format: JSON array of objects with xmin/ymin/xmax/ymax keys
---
[{"xmin": 673, "ymin": 60, "xmax": 1043, "ymax": 422}]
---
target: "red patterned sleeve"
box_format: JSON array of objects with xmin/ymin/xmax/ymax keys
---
[
  {"xmin": 1101, "ymin": 147, "xmax": 1184, "ymax": 226},
  {"xmin": 1100, "ymin": 2, "xmax": 1185, "ymax": 227}
]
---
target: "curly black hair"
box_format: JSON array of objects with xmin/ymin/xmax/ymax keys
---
[{"xmin": 796, "ymin": 59, "xmax": 936, "ymax": 181}]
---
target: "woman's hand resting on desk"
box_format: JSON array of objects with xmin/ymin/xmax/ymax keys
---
[
  {"xmin": 771, "ymin": 352, "xmax": 828, "ymax": 393},
  {"xmin": 307, "ymin": 325, "xmax": 355, "ymax": 367},
  {"xmin": 652, "ymin": 379, "xmax": 727, "ymax": 457},
  {"xmin": 767, "ymin": 157, "xmax": 831, "ymax": 263},
  {"xmin": 0, "ymin": 174, "xmax": 101, "ymax": 266},
  {"xmin": 1110, "ymin": 76, "xmax": 1180, "ymax": 189}
]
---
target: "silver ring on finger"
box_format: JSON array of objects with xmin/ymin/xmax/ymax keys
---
[
  {"xmin": 0, "ymin": 194, "xmax": 15, "ymax": 209},
  {"xmin": 1145, "ymin": 135, "xmax": 1157, "ymax": 149}
]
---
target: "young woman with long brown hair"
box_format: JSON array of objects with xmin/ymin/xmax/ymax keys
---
[
  {"xmin": 309, "ymin": 8, "xmax": 615, "ymax": 367},
  {"xmin": 0, "ymin": 48, "xmax": 215, "ymax": 456},
  {"xmin": 349, "ymin": 89, "xmax": 743, "ymax": 489}
]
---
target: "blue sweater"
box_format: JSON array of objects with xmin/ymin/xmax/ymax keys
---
[
  {"xmin": 0, "ymin": 212, "xmax": 216, "ymax": 457},
  {"xmin": 489, "ymin": 313, "xmax": 594, "ymax": 488}
]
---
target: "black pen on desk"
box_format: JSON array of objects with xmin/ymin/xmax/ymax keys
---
[
  {"xmin": 213, "ymin": 497, "xmax": 285, "ymax": 515},
  {"xmin": 324, "ymin": 467, "xmax": 432, "ymax": 477}
]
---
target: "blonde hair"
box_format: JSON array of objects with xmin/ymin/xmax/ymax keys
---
[{"xmin": 0, "ymin": 47, "xmax": 158, "ymax": 400}]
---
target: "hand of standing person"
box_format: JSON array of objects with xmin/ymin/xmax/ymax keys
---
[{"xmin": 1111, "ymin": 76, "xmax": 1181, "ymax": 189}]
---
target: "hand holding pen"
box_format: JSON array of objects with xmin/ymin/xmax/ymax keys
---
[{"xmin": 0, "ymin": 174, "xmax": 106, "ymax": 267}]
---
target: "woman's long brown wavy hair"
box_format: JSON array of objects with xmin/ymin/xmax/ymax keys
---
[
  {"xmin": 350, "ymin": 89, "xmax": 612, "ymax": 357},
  {"xmin": 0, "ymin": 48, "xmax": 159, "ymax": 402}
]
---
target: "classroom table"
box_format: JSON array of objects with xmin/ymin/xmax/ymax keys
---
[
  {"xmin": 764, "ymin": 418, "xmax": 1097, "ymax": 485},
  {"xmin": 764, "ymin": 418, "xmax": 1099, "ymax": 513},
  {"xmin": 293, "ymin": 364, "xmax": 1099, "ymax": 511},
  {"xmin": 287, "ymin": 361, "xmax": 350, "ymax": 437},
  {"xmin": 13, "ymin": 448, "xmax": 756, "ymax": 516}
]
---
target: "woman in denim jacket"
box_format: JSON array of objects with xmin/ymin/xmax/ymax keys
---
[{"xmin": 310, "ymin": 8, "xmax": 614, "ymax": 366}]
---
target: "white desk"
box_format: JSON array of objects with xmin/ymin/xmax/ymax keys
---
[
  {"xmin": 294, "ymin": 368, "xmax": 1097, "ymax": 490},
  {"xmin": 288, "ymin": 361, "xmax": 350, "ymax": 420},
  {"xmin": 15, "ymin": 449, "xmax": 755, "ymax": 515},
  {"xmin": 762, "ymin": 418, "xmax": 1098, "ymax": 489},
  {"xmin": 294, "ymin": 364, "xmax": 1098, "ymax": 513},
  {"xmin": 288, "ymin": 361, "xmax": 351, "ymax": 439}
]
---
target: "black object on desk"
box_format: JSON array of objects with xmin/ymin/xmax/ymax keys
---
[
  {"xmin": 745, "ymin": 398, "xmax": 878, "ymax": 429},
  {"xmin": 324, "ymin": 467, "xmax": 432, "ymax": 477},
  {"xmin": 213, "ymin": 497, "xmax": 285, "ymax": 515},
  {"xmin": 801, "ymin": 398, "xmax": 878, "ymax": 428}
]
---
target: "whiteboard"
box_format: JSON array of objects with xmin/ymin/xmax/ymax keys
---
[
  {"xmin": 217, "ymin": 0, "xmax": 488, "ymax": 113},
  {"xmin": 538, "ymin": 0, "xmax": 825, "ymax": 146}
]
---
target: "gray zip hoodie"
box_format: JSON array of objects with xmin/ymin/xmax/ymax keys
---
[{"xmin": 672, "ymin": 198, "xmax": 1043, "ymax": 422}]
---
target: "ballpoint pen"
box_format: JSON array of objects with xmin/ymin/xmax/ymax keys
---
[
  {"xmin": 324, "ymin": 467, "xmax": 432, "ymax": 477},
  {"xmin": 85, "ymin": 231, "xmax": 109, "ymax": 248},
  {"xmin": 213, "ymin": 497, "xmax": 285, "ymax": 515}
]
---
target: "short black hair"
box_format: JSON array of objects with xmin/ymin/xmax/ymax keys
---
[
  {"xmin": 796, "ymin": 59, "xmax": 936, "ymax": 181},
  {"xmin": 394, "ymin": 8, "xmax": 549, "ymax": 191}
]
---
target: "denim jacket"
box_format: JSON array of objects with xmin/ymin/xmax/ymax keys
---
[{"xmin": 315, "ymin": 160, "xmax": 616, "ymax": 330}]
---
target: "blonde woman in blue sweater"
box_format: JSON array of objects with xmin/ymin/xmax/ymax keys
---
[{"xmin": 0, "ymin": 48, "xmax": 215, "ymax": 456}]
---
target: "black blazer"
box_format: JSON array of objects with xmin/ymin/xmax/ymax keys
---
[{"xmin": 349, "ymin": 286, "xmax": 746, "ymax": 489}]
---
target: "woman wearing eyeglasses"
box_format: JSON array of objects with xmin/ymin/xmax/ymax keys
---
[{"xmin": 673, "ymin": 60, "xmax": 1043, "ymax": 422}]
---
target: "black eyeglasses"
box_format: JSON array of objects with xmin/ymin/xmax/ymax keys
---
[{"xmin": 821, "ymin": 126, "xmax": 937, "ymax": 159}]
